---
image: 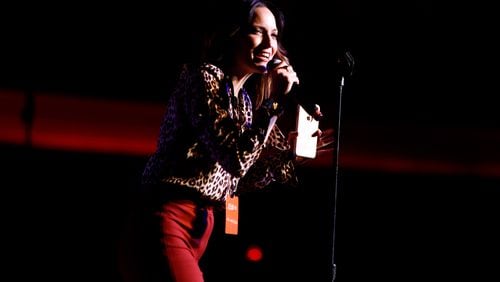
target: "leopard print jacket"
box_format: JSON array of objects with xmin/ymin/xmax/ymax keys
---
[{"xmin": 142, "ymin": 63, "xmax": 297, "ymax": 203}]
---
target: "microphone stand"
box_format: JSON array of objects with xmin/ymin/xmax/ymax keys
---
[{"xmin": 331, "ymin": 51, "xmax": 354, "ymax": 282}]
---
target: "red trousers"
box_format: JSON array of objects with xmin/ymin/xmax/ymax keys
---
[{"xmin": 118, "ymin": 197, "xmax": 214, "ymax": 282}]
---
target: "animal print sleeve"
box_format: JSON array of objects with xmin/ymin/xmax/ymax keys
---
[
  {"xmin": 184, "ymin": 64, "xmax": 279, "ymax": 178},
  {"xmin": 237, "ymin": 124, "xmax": 299, "ymax": 192}
]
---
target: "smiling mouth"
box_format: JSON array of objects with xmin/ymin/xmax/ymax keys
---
[{"xmin": 255, "ymin": 52, "xmax": 271, "ymax": 61}]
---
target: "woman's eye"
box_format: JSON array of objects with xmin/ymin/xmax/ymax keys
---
[{"xmin": 252, "ymin": 29, "xmax": 263, "ymax": 35}]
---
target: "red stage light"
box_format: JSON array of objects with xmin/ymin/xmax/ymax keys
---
[{"xmin": 245, "ymin": 245, "xmax": 263, "ymax": 262}]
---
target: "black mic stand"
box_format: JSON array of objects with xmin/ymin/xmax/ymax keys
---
[{"xmin": 331, "ymin": 50, "xmax": 354, "ymax": 282}]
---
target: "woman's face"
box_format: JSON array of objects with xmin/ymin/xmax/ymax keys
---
[{"xmin": 235, "ymin": 6, "xmax": 279, "ymax": 74}]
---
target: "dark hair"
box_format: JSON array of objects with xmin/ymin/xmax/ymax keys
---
[
  {"xmin": 200, "ymin": 0, "xmax": 289, "ymax": 108},
  {"xmin": 200, "ymin": 0, "xmax": 286, "ymax": 63}
]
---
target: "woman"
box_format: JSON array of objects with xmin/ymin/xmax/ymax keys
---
[{"xmin": 118, "ymin": 1, "xmax": 308, "ymax": 281}]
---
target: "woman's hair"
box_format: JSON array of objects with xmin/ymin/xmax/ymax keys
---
[{"xmin": 201, "ymin": 0, "xmax": 289, "ymax": 108}]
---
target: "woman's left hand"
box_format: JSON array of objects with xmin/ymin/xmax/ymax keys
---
[{"xmin": 271, "ymin": 62, "xmax": 300, "ymax": 96}]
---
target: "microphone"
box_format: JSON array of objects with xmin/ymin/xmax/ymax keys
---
[
  {"xmin": 267, "ymin": 58, "xmax": 322, "ymax": 120},
  {"xmin": 266, "ymin": 58, "xmax": 283, "ymax": 72},
  {"xmin": 337, "ymin": 50, "xmax": 355, "ymax": 88},
  {"xmin": 337, "ymin": 50, "xmax": 355, "ymax": 78}
]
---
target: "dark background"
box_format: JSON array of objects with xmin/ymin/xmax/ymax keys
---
[
  {"xmin": 0, "ymin": 1, "xmax": 496, "ymax": 126},
  {"xmin": 1, "ymin": 1, "xmax": 499, "ymax": 281}
]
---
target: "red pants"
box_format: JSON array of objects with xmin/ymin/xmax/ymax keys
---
[{"xmin": 118, "ymin": 198, "xmax": 214, "ymax": 282}]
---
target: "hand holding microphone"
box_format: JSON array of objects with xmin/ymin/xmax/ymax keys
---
[
  {"xmin": 267, "ymin": 58, "xmax": 323, "ymax": 121},
  {"xmin": 267, "ymin": 58, "xmax": 300, "ymax": 95}
]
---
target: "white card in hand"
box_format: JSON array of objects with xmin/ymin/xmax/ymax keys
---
[{"xmin": 294, "ymin": 105, "xmax": 319, "ymax": 158}]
